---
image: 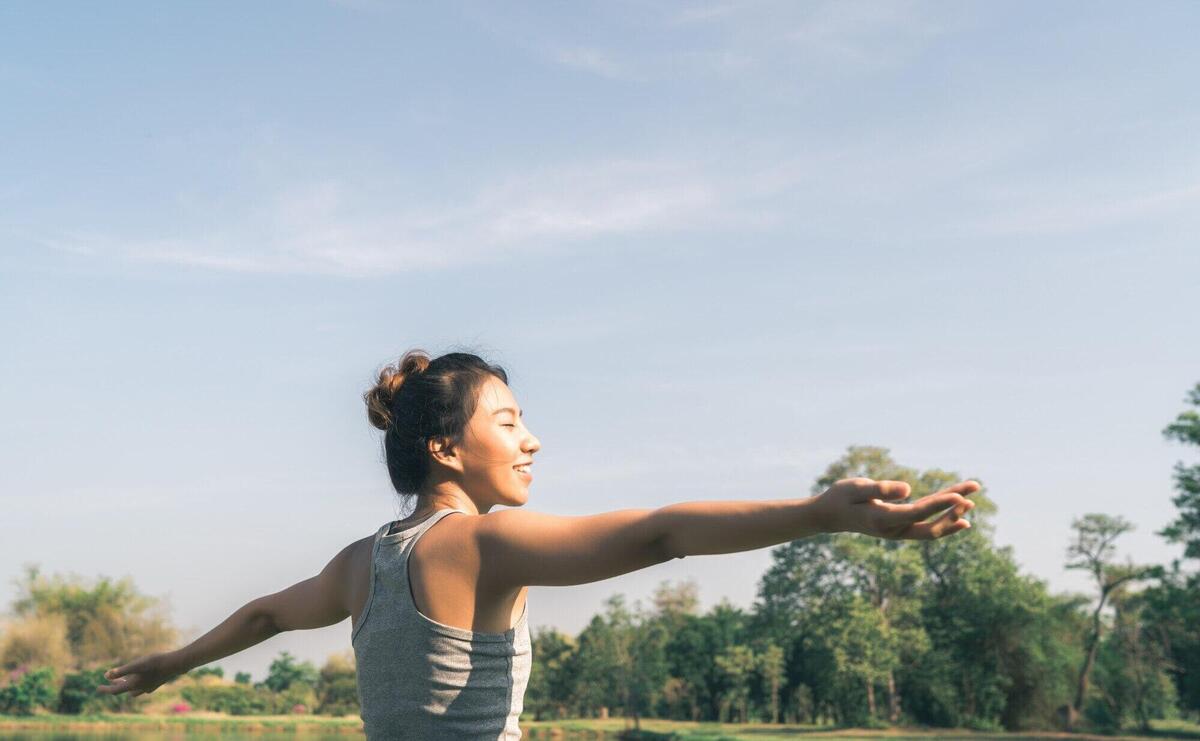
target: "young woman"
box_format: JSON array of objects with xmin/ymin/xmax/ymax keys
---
[{"xmin": 98, "ymin": 349, "xmax": 978, "ymax": 739}]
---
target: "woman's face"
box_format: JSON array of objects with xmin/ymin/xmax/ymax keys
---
[{"xmin": 454, "ymin": 376, "xmax": 541, "ymax": 508}]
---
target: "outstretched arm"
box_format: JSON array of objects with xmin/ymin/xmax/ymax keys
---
[
  {"xmin": 474, "ymin": 478, "xmax": 978, "ymax": 592},
  {"xmin": 97, "ymin": 536, "xmax": 371, "ymax": 697}
]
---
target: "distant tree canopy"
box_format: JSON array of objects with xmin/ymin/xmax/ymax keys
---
[{"xmin": 2, "ymin": 566, "xmax": 175, "ymax": 672}]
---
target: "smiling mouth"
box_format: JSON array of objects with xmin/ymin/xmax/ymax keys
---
[{"xmin": 513, "ymin": 464, "xmax": 532, "ymax": 475}]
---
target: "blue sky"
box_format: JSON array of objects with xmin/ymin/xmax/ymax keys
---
[{"xmin": 2, "ymin": 1, "xmax": 1198, "ymax": 679}]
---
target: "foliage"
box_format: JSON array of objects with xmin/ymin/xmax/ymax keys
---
[
  {"xmin": 58, "ymin": 667, "xmax": 131, "ymax": 714},
  {"xmin": 0, "ymin": 613, "xmax": 73, "ymax": 676},
  {"xmin": 526, "ymin": 627, "xmax": 577, "ymax": 720},
  {"xmin": 189, "ymin": 665, "xmax": 224, "ymax": 679},
  {"xmin": 259, "ymin": 651, "xmax": 318, "ymax": 693},
  {"xmin": 1159, "ymin": 382, "xmax": 1200, "ymax": 560},
  {"xmin": 0, "ymin": 666, "xmax": 58, "ymax": 715},
  {"xmin": 180, "ymin": 683, "xmax": 272, "ymax": 715},
  {"xmin": 315, "ymin": 651, "xmax": 359, "ymax": 716},
  {"xmin": 234, "ymin": 671, "xmax": 252, "ymax": 685},
  {"xmin": 9, "ymin": 566, "xmax": 176, "ymax": 669}
]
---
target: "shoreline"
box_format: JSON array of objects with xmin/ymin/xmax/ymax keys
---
[{"xmin": 0, "ymin": 713, "xmax": 364, "ymax": 734}]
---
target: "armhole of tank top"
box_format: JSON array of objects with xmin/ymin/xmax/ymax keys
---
[
  {"xmin": 403, "ymin": 509, "xmax": 467, "ymax": 624},
  {"xmin": 350, "ymin": 525, "xmax": 387, "ymax": 645}
]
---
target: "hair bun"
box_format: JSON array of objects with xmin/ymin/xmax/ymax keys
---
[{"xmin": 365, "ymin": 350, "xmax": 431, "ymax": 431}]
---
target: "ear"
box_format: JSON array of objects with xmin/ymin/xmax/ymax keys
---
[{"xmin": 428, "ymin": 436, "xmax": 463, "ymax": 474}]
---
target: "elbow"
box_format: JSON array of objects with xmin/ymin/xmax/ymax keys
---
[
  {"xmin": 649, "ymin": 509, "xmax": 685, "ymax": 562},
  {"xmin": 653, "ymin": 531, "xmax": 684, "ymax": 562},
  {"xmin": 247, "ymin": 599, "xmax": 285, "ymax": 636}
]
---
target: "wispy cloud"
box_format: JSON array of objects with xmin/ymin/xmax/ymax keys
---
[
  {"xmin": 541, "ymin": 0, "xmax": 959, "ymax": 81},
  {"xmin": 40, "ymin": 159, "xmax": 727, "ymax": 277},
  {"xmin": 964, "ymin": 181, "xmax": 1200, "ymax": 237},
  {"xmin": 551, "ymin": 47, "xmax": 636, "ymax": 81}
]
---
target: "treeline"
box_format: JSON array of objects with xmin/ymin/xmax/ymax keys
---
[
  {"xmin": 523, "ymin": 383, "xmax": 1200, "ymax": 734},
  {"xmin": 0, "ymin": 566, "xmax": 358, "ymax": 717},
  {"xmin": 3, "ymin": 383, "xmax": 1198, "ymax": 735}
]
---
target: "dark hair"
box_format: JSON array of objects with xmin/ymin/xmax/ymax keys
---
[{"xmin": 364, "ymin": 349, "xmax": 508, "ymax": 501}]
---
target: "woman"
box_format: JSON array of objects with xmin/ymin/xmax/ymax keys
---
[{"xmin": 98, "ymin": 349, "xmax": 978, "ymax": 738}]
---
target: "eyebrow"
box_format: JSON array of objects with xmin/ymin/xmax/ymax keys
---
[{"xmin": 492, "ymin": 407, "xmax": 523, "ymax": 417}]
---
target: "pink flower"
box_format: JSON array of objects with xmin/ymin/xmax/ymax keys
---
[
  {"xmin": 171, "ymin": 702, "xmax": 192, "ymax": 714},
  {"xmin": 290, "ymin": 703, "xmax": 308, "ymax": 715}
]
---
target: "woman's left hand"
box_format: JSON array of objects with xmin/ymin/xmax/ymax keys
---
[
  {"xmin": 815, "ymin": 477, "xmax": 979, "ymax": 540},
  {"xmin": 96, "ymin": 651, "xmax": 183, "ymax": 697}
]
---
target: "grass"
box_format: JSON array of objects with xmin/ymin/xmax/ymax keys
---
[
  {"xmin": 521, "ymin": 717, "xmax": 1200, "ymax": 741},
  {"xmin": 0, "ymin": 712, "xmax": 364, "ymax": 734}
]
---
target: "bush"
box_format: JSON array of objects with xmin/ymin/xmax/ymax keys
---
[
  {"xmin": 189, "ymin": 665, "xmax": 224, "ymax": 679},
  {"xmin": 180, "ymin": 683, "xmax": 271, "ymax": 715},
  {"xmin": 0, "ymin": 666, "xmax": 58, "ymax": 715},
  {"xmin": 58, "ymin": 668, "xmax": 130, "ymax": 715},
  {"xmin": 317, "ymin": 652, "xmax": 359, "ymax": 717}
]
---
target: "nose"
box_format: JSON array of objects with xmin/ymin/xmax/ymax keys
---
[{"xmin": 523, "ymin": 429, "xmax": 541, "ymax": 454}]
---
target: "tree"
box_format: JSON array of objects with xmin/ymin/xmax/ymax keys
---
[
  {"xmin": 525, "ymin": 627, "xmax": 576, "ymax": 720},
  {"xmin": 568, "ymin": 596, "xmax": 628, "ymax": 718},
  {"xmin": 260, "ymin": 651, "xmax": 318, "ymax": 693},
  {"xmin": 1139, "ymin": 382, "xmax": 1200, "ymax": 716},
  {"xmin": 316, "ymin": 651, "xmax": 359, "ymax": 716},
  {"xmin": 757, "ymin": 643, "xmax": 785, "ymax": 723},
  {"xmin": 1159, "ymin": 382, "xmax": 1200, "ymax": 560},
  {"xmin": 810, "ymin": 447, "xmax": 982, "ymax": 723},
  {"xmin": 714, "ymin": 644, "xmax": 757, "ymax": 722},
  {"xmin": 0, "ymin": 613, "xmax": 73, "ymax": 676},
  {"xmin": 9, "ymin": 565, "xmax": 175, "ymax": 668},
  {"xmin": 1087, "ymin": 591, "xmax": 1176, "ymax": 731},
  {"xmin": 1064, "ymin": 514, "xmax": 1152, "ymax": 727}
]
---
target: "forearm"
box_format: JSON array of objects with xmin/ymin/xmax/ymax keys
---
[
  {"xmin": 655, "ymin": 496, "xmax": 830, "ymax": 559},
  {"xmin": 168, "ymin": 598, "xmax": 281, "ymax": 674}
]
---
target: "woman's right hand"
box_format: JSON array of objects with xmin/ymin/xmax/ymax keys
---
[
  {"xmin": 814, "ymin": 477, "xmax": 979, "ymax": 540},
  {"xmin": 97, "ymin": 651, "xmax": 184, "ymax": 697}
]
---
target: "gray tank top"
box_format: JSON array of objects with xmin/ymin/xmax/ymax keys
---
[{"xmin": 352, "ymin": 508, "xmax": 532, "ymax": 740}]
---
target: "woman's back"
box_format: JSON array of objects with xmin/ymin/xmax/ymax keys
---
[{"xmin": 352, "ymin": 508, "xmax": 532, "ymax": 740}]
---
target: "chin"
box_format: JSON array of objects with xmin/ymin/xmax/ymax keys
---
[{"xmin": 505, "ymin": 489, "xmax": 530, "ymax": 507}]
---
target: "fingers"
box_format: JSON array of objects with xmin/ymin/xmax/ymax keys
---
[
  {"xmin": 840, "ymin": 478, "xmax": 911, "ymax": 503},
  {"xmin": 899, "ymin": 503, "xmax": 974, "ymax": 540},
  {"xmin": 939, "ymin": 480, "xmax": 981, "ymax": 497},
  {"xmin": 96, "ymin": 673, "xmax": 135, "ymax": 695},
  {"xmin": 887, "ymin": 491, "xmax": 968, "ymax": 522}
]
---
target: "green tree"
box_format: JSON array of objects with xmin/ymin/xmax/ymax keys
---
[
  {"xmin": 1064, "ymin": 514, "xmax": 1153, "ymax": 728},
  {"xmin": 714, "ymin": 644, "xmax": 756, "ymax": 722},
  {"xmin": 915, "ymin": 526, "xmax": 1080, "ymax": 730},
  {"xmin": 568, "ymin": 596, "xmax": 628, "ymax": 717},
  {"xmin": 525, "ymin": 627, "xmax": 576, "ymax": 720},
  {"xmin": 1087, "ymin": 592, "xmax": 1177, "ymax": 731},
  {"xmin": 757, "ymin": 643, "xmax": 785, "ymax": 723},
  {"xmin": 189, "ymin": 665, "xmax": 224, "ymax": 679},
  {"xmin": 663, "ymin": 600, "xmax": 747, "ymax": 721},
  {"xmin": 1138, "ymin": 381, "xmax": 1200, "ymax": 716},
  {"xmin": 315, "ymin": 652, "xmax": 358, "ymax": 716},
  {"xmin": 1159, "ymin": 382, "xmax": 1200, "ymax": 559},
  {"xmin": 810, "ymin": 447, "xmax": 978, "ymax": 722},
  {"xmin": 9, "ymin": 566, "xmax": 175, "ymax": 668},
  {"xmin": 259, "ymin": 651, "xmax": 318, "ymax": 693}
]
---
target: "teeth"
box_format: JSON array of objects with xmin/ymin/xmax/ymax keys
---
[{"xmin": 514, "ymin": 465, "xmax": 531, "ymax": 473}]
